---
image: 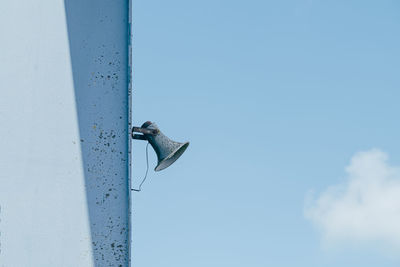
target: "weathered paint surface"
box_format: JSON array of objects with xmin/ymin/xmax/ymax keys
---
[{"xmin": 0, "ymin": 1, "xmax": 130, "ymax": 266}]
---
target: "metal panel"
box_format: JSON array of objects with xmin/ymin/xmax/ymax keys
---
[{"xmin": 0, "ymin": 1, "xmax": 130, "ymax": 266}]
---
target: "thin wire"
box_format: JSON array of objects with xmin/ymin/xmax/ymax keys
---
[{"xmin": 131, "ymin": 142, "xmax": 150, "ymax": 192}]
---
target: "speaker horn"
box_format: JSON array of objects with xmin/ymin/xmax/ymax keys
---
[{"xmin": 132, "ymin": 121, "xmax": 189, "ymax": 171}]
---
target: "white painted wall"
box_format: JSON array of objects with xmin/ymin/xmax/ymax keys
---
[{"xmin": 0, "ymin": 1, "xmax": 130, "ymax": 266}]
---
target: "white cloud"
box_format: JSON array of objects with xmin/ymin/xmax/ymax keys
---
[{"xmin": 305, "ymin": 149, "xmax": 400, "ymax": 249}]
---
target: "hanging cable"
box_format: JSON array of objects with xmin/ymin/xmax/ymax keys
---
[{"xmin": 131, "ymin": 142, "xmax": 150, "ymax": 192}]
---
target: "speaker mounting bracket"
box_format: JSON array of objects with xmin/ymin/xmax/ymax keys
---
[{"xmin": 131, "ymin": 126, "xmax": 159, "ymax": 141}]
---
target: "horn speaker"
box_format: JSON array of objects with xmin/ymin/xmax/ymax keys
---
[{"xmin": 140, "ymin": 121, "xmax": 189, "ymax": 171}]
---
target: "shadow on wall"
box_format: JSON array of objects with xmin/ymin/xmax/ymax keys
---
[{"xmin": 64, "ymin": 0, "xmax": 130, "ymax": 266}]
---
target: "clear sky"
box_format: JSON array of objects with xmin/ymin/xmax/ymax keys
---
[{"xmin": 131, "ymin": 1, "xmax": 400, "ymax": 266}]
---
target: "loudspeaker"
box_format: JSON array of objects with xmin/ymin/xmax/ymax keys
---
[{"xmin": 141, "ymin": 121, "xmax": 189, "ymax": 171}]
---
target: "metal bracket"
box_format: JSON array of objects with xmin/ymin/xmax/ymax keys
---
[
  {"xmin": 132, "ymin": 134, "xmax": 147, "ymax": 140},
  {"xmin": 131, "ymin": 126, "xmax": 159, "ymax": 140}
]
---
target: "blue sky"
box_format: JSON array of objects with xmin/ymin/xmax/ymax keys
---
[{"xmin": 131, "ymin": 1, "xmax": 400, "ymax": 266}]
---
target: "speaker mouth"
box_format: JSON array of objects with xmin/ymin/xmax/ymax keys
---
[{"xmin": 155, "ymin": 142, "xmax": 189, "ymax": 172}]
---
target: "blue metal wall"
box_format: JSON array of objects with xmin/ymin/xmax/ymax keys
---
[{"xmin": 0, "ymin": 1, "xmax": 131, "ymax": 266}]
